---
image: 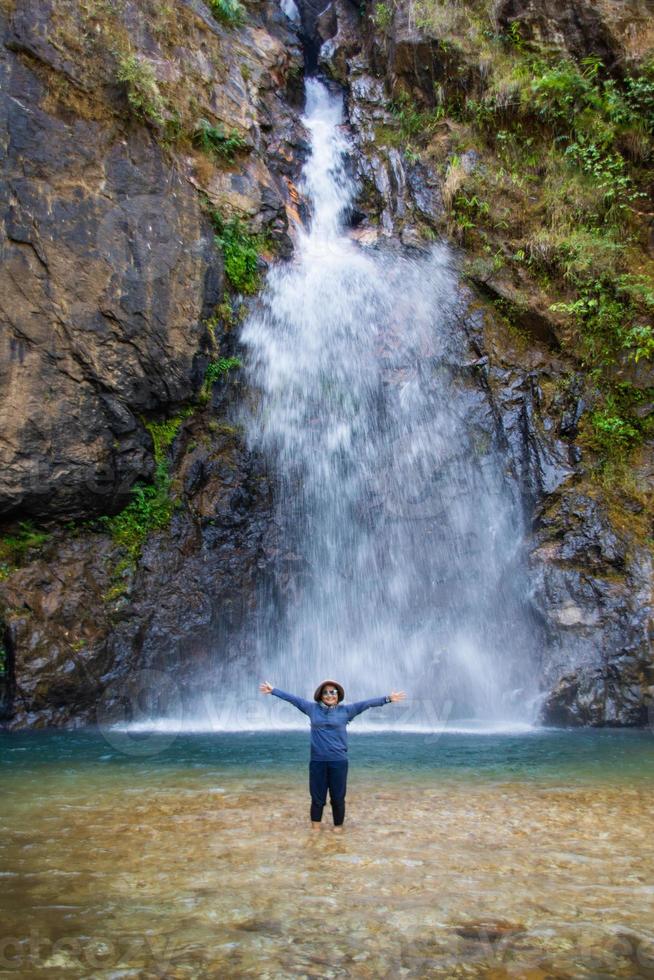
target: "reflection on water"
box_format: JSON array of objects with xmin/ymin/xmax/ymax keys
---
[{"xmin": 1, "ymin": 731, "xmax": 653, "ymax": 977}]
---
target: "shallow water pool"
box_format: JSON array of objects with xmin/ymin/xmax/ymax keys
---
[{"xmin": 2, "ymin": 728, "xmax": 653, "ymax": 977}]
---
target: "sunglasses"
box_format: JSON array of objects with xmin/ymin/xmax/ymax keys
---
[{"xmin": 323, "ymin": 689, "xmax": 339, "ymax": 696}]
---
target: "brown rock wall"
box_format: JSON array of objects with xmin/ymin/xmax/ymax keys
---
[{"xmin": 0, "ymin": 0, "xmax": 303, "ymax": 519}]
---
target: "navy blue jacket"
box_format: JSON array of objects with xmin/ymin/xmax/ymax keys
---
[{"xmin": 271, "ymin": 688, "xmax": 389, "ymax": 761}]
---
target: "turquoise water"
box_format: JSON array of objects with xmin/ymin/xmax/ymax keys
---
[{"xmin": 2, "ymin": 727, "xmax": 653, "ymax": 782}]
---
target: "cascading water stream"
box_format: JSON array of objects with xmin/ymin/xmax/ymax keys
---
[
  {"xmin": 136, "ymin": 78, "xmax": 544, "ymax": 733},
  {"xmin": 205, "ymin": 77, "xmax": 542, "ymax": 731}
]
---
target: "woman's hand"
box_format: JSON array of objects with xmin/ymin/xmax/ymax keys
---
[
  {"xmin": 389, "ymin": 691, "xmax": 406, "ymax": 702},
  {"xmin": 260, "ymin": 681, "xmax": 273, "ymax": 695}
]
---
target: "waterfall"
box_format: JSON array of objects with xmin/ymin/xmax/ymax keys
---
[
  {"xmin": 138, "ymin": 78, "xmax": 543, "ymax": 733},
  {"xmin": 228, "ymin": 78, "xmax": 542, "ymax": 730}
]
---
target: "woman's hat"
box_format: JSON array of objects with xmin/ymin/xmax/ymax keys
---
[{"xmin": 314, "ymin": 680, "xmax": 345, "ymax": 702}]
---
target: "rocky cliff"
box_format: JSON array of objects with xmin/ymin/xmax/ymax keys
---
[
  {"xmin": 1, "ymin": 0, "xmax": 303, "ymax": 520},
  {"xmin": 0, "ymin": 0, "xmax": 306, "ymax": 725},
  {"xmin": 1, "ymin": 0, "xmax": 653, "ymax": 728}
]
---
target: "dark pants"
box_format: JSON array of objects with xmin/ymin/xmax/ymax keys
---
[{"xmin": 309, "ymin": 760, "xmax": 348, "ymax": 825}]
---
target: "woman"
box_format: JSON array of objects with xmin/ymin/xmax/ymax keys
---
[{"xmin": 260, "ymin": 679, "xmax": 406, "ymax": 831}]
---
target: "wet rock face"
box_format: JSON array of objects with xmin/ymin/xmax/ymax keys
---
[
  {"xmin": 472, "ymin": 318, "xmax": 654, "ymax": 727},
  {"xmin": 1, "ymin": 386, "xmax": 284, "ymax": 729},
  {"xmin": 531, "ymin": 494, "xmax": 653, "ymax": 727}
]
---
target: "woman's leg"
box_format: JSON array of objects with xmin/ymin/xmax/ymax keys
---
[
  {"xmin": 309, "ymin": 761, "xmax": 328, "ymax": 829},
  {"xmin": 327, "ymin": 761, "xmax": 348, "ymax": 829}
]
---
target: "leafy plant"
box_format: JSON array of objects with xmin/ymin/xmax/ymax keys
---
[
  {"xmin": 551, "ymin": 278, "xmax": 654, "ymax": 368},
  {"xmin": 504, "ymin": 20, "xmax": 525, "ymax": 51},
  {"xmin": 564, "ymin": 136, "xmax": 642, "ymax": 213},
  {"xmin": 210, "ymin": 212, "xmax": 263, "ymax": 294},
  {"xmin": 528, "ymin": 60, "xmax": 599, "ymax": 127},
  {"xmin": 623, "ymin": 323, "xmax": 654, "ymax": 363},
  {"xmin": 116, "ymin": 53, "xmax": 169, "ymax": 126},
  {"xmin": 104, "ymin": 475, "xmax": 174, "ymax": 564},
  {"xmin": 205, "ymin": 357, "xmax": 241, "ymax": 384},
  {"xmin": 389, "ymin": 92, "xmax": 444, "ymax": 141},
  {"xmin": 146, "ymin": 411, "xmax": 194, "ymax": 465},
  {"xmin": 101, "ymin": 412, "xmax": 192, "ymax": 569},
  {"xmin": 192, "ymin": 119, "xmax": 247, "ymax": 160},
  {"xmin": 619, "ymin": 274, "xmax": 654, "ymax": 308},
  {"xmin": 208, "ymin": 0, "xmax": 245, "ymax": 27},
  {"xmin": 586, "ymin": 407, "xmax": 640, "ymax": 457},
  {"xmin": 200, "ymin": 357, "xmax": 241, "ymax": 402},
  {"xmin": 455, "ymin": 193, "xmax": 489, "ymax": 216},
  {"xmin": 623, "ymin": 65, "xmax": 654, "ymax": 133},
  {"xmin": 526, "ymin": 228, "xmax": 626, "ymax": 284},
  {"xmin": 451, "ymin": 192, "xmax": 490, "ymax": 239},
  {"xmin": 373, "ymin": 1, "xmax": 393, "ymax": 32}
]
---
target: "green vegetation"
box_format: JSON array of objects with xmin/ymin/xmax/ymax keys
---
[
  {"xmin": 100, "ymin": 412, "xmax": 192, "ymax": 575},
  {"xmin": 209, "ymin": 210, "xmax": 265, "ymax": 294},
  {"xmin": 588, "ymin": 407, "xmax": 640, "ymax": 457},
  {"xmin": 376, "ymin": 8, "xmax": 654, "ymax": 482},
  {"xmin": 483, "ymin": 52, "xmax": 654, "ymax": 475},
  {"xmin": 376, "ymin": 91, "xmax": 444, "ymax": 150},
  {"xmin": 204, "ymin": 300, "xmax": 243, "ymax": 340},
  {"xmin": 98, "ymin": 348, "xmax": 244, "ymax": 587},
  {"xmin": 208, "ymin": 0, "xmax": 245, "ymax": 27},
  {"xmin": 192, "ymin": 119, "xmax": 247, "ymax": 160},
  {"xmin": 205, "ymin": 357, "xmax": 242, "ymax": 384},
  {"xmin": 147, "ymin": 413, "xmax": 195, "ymax": 466},
  {"xmin": 0, "ymin": 522, "xmax": 50, "ymax": 580},
  {"xmin": 579, "ymin": 382, "xmax": 654, "ymax": 480},
  {"xmin": 200, "ymin": 357, "xmax": 242, "ymax": 402},
  {"xmin": 116, "ymin": 53, "xmax": 170, "ymax": 127},
  {"xmin": 2, "ymin": 361, "xmax": 242, "ymax": 597},
  {"xmin": 99, "ymin": 351, "xmax": 242, "ymax": 587},
  {"xmin": 551, "ymin": 277, "xmax": 654, "ymax": 368},
  {"xmin": 373, "ymin": 1, "xmax": 394, "ymax": 32},
  {"xmin": 452, "ymin": 192, "xmax": 490, "ymax": 240}
]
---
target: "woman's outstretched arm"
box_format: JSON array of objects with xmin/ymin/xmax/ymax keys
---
[
  {"xmin": 260, "ymin": 681, "xmax": 313, "ymax": 716},
  {"xmin": 346, "ymin": 690, "xmax": 406, "ymax": 720}
]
